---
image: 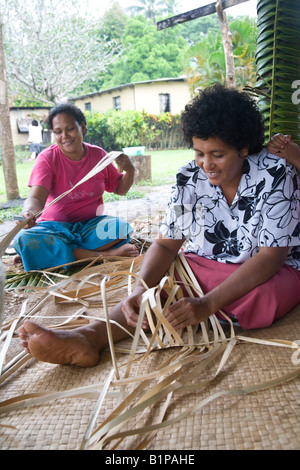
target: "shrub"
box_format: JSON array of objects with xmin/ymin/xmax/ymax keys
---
[{"xmin": 84, "ymin": 109, "xmax": 183, "ymax": 152}]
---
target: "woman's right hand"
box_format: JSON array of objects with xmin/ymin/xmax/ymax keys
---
[
  {"xmin": 121, "ymin": 289, "xmax": 149, "ymax": 330},
  {"xmin": 16, "ymin": 210, "xmax": 36, "ymax": 229},
  {"xmin": 16, "ymin": 185, "xmax": 49, "ymax": 229}
]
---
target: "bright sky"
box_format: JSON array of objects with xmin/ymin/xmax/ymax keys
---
[{"xmin": 86, "ymin": 0, "xmax": 257, "ymax": 19}]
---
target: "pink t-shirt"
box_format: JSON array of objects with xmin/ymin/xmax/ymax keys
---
[{"xmin": 29, "ymin": 143, "xmax": 123, "ymax": 223}]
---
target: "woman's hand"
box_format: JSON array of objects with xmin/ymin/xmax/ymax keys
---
[
  {"xmin": 16, "ymin": 210, "xmax": 37, "ymax": 229},
  {"xmin": 121, "ymin": 288, "xmax": 149, "ymax": 329},
  {"xmin": 115, "ymin": 153, "xmax": 134, "ymax": 173},
  {"xmin": 114, "ymin": 154, "xmax": 135, "ymax": 195},
  {"xmin": 267, "ymin": 133, "xmax": 300, "ymax": 169},
  {"xmin": 18, "ymin": 185, "xmax": 49, "ymax": 228},
  {"xmin": 165, "ymin": 296, "xmax": 212, "ymax": 330}
]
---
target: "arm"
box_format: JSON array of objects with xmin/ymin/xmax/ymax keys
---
[
  {"xmin": 267, "ymin": 134, "xmax": 300, "ymax": 170},
  {"xmin": 18, "ymin": 185, "xmax": 49, "ymax": 228},
  {"xmin": 165, "ymin": 246, "xmax": 289, "ymax": 330},
  {"xmin": 114, "ymin": 154, "xmax": 135, "ymax": 195},
  {"xmin": 121, "ymin": 236, "xmax": 184, "ymax": 328}
]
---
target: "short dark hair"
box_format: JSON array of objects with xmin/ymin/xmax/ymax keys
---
[
  {"xmin": 47, "ymin": 103, "xmax": 86, "ymax": 130},
  {"xmin": 181, "ymin": 84, "xmax": 265, "ymax": 155}
]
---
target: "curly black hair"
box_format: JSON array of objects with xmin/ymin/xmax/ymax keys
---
[
  {"xmin": 47, "ymin": 103, "xmax": 87, "ymax": 131},
  {"xmin": 181, "ymin": 84, "xmax": 265, "ymax": 155}
]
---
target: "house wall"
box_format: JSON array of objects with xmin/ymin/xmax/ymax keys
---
[
  {"xmin": 9, "ymin": 107, "xmax": 50, "ymax": 146},
  {"xmin": 9, "ymin": 79, "xmax": 192, "ymax": 146},
  {"xmin": 74, "ymin": 86, "xmax": 136, "ymax": 114},
  {"xmin": 134, "ymin": 80, "xmax": 191, "ymax": 114}
]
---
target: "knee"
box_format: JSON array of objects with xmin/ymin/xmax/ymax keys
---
[{"xmin": 13, "ymin": 229, "xmax": 28, "ymax": 249}]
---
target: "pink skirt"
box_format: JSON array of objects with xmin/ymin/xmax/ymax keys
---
[{"xmin": 179, "ymin": 253, "xmax": 300, "ymax": 330}]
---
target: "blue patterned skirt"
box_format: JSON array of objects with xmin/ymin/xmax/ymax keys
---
[{"xmin": 14, "ymin": 216, "xmax": 133, "ymax": 271}]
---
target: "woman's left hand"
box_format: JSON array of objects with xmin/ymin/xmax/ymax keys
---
[
  {"xmin": 165, "ymin": 296, "xmax": 212, "ymax": 330},
  {"xmin": 115, "ymin": 153, "xmax": 134, "ymax": 173}
]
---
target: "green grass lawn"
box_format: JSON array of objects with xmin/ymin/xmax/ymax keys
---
[
  {"xmin": 145, "ymin": 148, "xmax": 194, "ymax": 186},
  {"xmin": 0, "ymin": 147, "xmax": 194, "ymax": 221}
]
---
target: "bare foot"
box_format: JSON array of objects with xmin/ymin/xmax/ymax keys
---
[
  {"xmin": 74, "ymin": 243, "xmax": 139, "ymax": 261},
  {"xmin": 19, "ymin": 320, "xmax": 103, "ymax": 367},
  {"xmin": 19, "ymin": 302, "xmax": 135, "ymax": 367},
  {"xmin": 108, "ymin": 243, "xmax": 139, "ymax": 257},
  {"xmin": 13, "ymin": 255, "xmax": 23, "ymax": 265}
]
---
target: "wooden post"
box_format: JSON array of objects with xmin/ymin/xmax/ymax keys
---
[
  {"xmin": 131, "ymin": 155, "xmax": 152, "ymax": 183},
  {"xmin": 216, "ymin": 0, "xmax": 236, "ymax": 88},
  {"xmin": 157, "ymin": 0, "xmax": 251, "ymax": 30}
]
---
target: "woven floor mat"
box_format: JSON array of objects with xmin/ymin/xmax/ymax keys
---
[{"xmin": 0, "ymin": 259, "xmax": 300, "ymax": 450}]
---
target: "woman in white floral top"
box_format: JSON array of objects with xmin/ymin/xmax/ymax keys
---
[{"xmin": 19, "ymin": 85, "xmax": 300, "ymax": 367}]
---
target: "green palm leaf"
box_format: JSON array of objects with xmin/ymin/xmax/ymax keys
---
[{"xmin": 253, "ymin": 0, "xmax": 300, "ymax": 145}]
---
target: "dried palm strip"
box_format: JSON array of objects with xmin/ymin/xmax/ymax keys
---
[
  {"xmin": 88, "ymin": 343, "xmax": 226, "ymax": 450},
  {"xmin": 53, "ymin": 257, "xmax": 144, "ymax": 305},
  {"xmin": 0, "ymin": 351, "xmax": 31, "ymax": 385},
  {"xmin": 0, "ymin": 260, "xmax": 145, "ymax": 384},
  {"xmin": 81, "ymin": 290, "xmax": 224, "ymax": 448},
  {"xmin": 87, "ymin": 368, "xmax": 184, "ymax": 449},
  {"xmin": 0, "ymin": 318, "xmax": 21, "ymax": 375},
  {"xmin": 96, "ymin": 333, "xmax": 299, "ymax": 449},
  {"xmin": 0, "ymin": 296, "xmax": 30, "ymax": 372},
  {"xmin": 1, "ymin": 251, "xmax": 299, "ymax": 450},
  {"xmin": 125, "ymin": 391, "xmax": 173, "ymax": 451},
  {"xmin": 84, "ymin": 262, "xmax": 300, "ymax": 450},
  {"xmin": 101, "ymin": 269, "xmax": 151, "ymax": 381},
  {"xmin": 98, "ymin": 364, "xmax": 300, "ymax": 449},
  {"xmin": 0, "ymin": 382, "xmax": 121, "ymax": 415},
  {"xmin": 106, "ymin": 376, "xmax": 177, "ymax": 451},
  {"xmin": 80, "ymin": 368, "xmax": 116, "ymax": 450}
]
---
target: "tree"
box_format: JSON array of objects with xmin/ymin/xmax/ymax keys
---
[
  {"xmin": 185, "ymin": 16, "xmax": 257, "ymax": 93},
  {"xmin": 72, "ymin": 2, "xmax": 129, "ymax": 96},
  {"xmin": 101, "ymin": 16, "xmax": 187, "ymax": 89},
  {"xmin": 0, "ymin": 13, "xmax": 19, "ymax": 201},
  {"xmin": 158, "ymin": 0, "xmax": 180, "ymax": 17},
  {"xmin": 1, "ymin": 0, "xmax": 122, "ymax": 105},
  {"xmin": 127, "ymin": 0, "xmax": 166, "ymax": 24},
  {"xmin": 216, "ymin": 0, "xmax": 236, "ymax": 88}
]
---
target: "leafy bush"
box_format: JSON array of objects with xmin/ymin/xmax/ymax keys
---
[
  {"xmin": 85, "ymin": 111, "xmax": 118, "ymax": 151},
  {"xmin": 85, "ymin": 110, "xmax": 183, "ymax": 152}
]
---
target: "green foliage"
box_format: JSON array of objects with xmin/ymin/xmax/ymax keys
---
[
  {"xmin": 85, "ymin": 111, "xmax": 118, "ymax": 151},
  {"xmin": 101, "ymin": 16, "xmax": 187, "ymax": 89},
  {"xmin": 185, "ymin": 16, "xmax": 258, "ymax": 92},
  {"xmin": 85, "ymin": 109, "xmax": 183, "ymax": 152},
  {"xmin": 248, "ymin": 0, "xmax": 300, "ymax": 145}
]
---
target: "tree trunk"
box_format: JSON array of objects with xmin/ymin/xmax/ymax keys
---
[
  {"xmin": 0, "ymin": 15, "xmax": 20, "ymax": 201},
  {"xmin": 216, "ymin": 0, "xmax": 236, "ymax": 88}
]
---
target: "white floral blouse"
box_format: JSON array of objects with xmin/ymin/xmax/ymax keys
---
[{"xmin": 160, "ymin": 149, "xmax": 300, "ymax": 271}]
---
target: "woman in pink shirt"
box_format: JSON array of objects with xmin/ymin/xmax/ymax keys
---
[{"xmin": 14, "ymin": 103, "xmax": 138, "ymax": 271}]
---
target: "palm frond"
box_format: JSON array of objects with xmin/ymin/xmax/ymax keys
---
[{"xmin": 252, "ymin": 0, "xmax": 300, "ymax": 145}]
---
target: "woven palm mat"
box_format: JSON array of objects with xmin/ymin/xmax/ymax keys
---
[{"xmin": 0, "ymin": 254, "xmax": 300, "ymax": 450}]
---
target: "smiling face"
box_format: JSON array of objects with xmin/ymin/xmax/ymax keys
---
[
  {"xmin": 193, "ymin": 137, "xmax": 248, "ymax": 202},
  {"xmin": 52, "ymin": 113, "xmax": 87, "ymax": 160}
]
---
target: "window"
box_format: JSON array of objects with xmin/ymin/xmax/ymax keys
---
[
  {"xmin": 113, "ymin": 96, "xmax": 121, "ymax": 110},
  {"xmin": 84, "ymin": 102, "xmax": 91, "ymax": 112},
  {"xmin": 159, "ymin": 93, "xmax": 170, "ymax": 113}
]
